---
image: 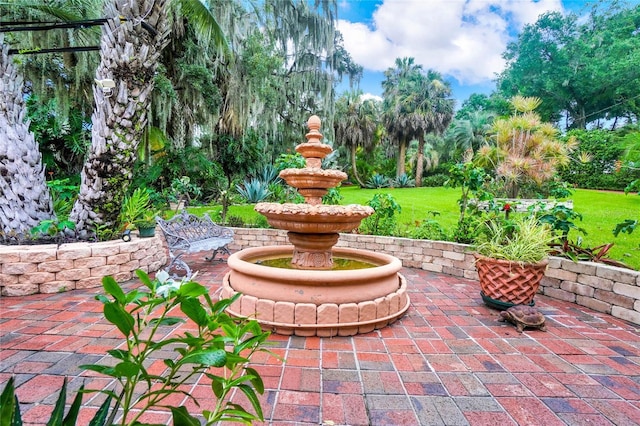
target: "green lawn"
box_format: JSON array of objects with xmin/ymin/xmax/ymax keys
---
[
  {"xmin": 189, "ymin": 186, "xmax": 640, "ymax": 270},
  {"xmin": 338, "ymin": 186, "xmax": 639, "ymax": 270}
]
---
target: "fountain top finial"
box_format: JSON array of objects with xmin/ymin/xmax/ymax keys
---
[{"xmin": 307, "ymin": 115, "xmax": 321, "ymax": 131}]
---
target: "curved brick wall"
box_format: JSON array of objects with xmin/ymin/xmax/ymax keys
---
[
  {"xmin": 2, "ymin": 227, "xmax": 639, "ymax": 326},
  {"xmin": 230, "ymin": 228, "xmax": 640, "ymax": 326},
  {"xmin": 0, "ymin": 234, "xmax": 167, "ymax": 296}
]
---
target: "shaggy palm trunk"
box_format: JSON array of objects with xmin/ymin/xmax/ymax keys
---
[
  {"xmin": 0, "ymin": 38, "xmax": 54, "ymax": 237},
  {"xmin": 69, "ymin": 0, "xmax": 169, "ymax": 236}
]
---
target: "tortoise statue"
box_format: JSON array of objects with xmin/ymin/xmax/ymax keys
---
[{"xmin": 499, "ymin": 305, "xmax": 547, "ymax": 333}]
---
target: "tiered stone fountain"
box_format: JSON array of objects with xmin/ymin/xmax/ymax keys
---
[{"xmin": 221, "ymin": 115, "xmax": 409, "ymax": 336}]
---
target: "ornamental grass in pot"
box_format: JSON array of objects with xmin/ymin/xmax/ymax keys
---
[{"xmin": 474, "ymin": 215, "xmax": 556, "ymax": 309}]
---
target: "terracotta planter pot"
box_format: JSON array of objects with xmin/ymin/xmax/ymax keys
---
[{"xmin": 475, "ymin": 254, "xmax": 548, "ymax": 307}]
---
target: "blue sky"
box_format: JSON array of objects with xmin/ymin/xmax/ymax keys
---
[{"xmin": 335, "ymin": 0, "xmax": 591, "ymax": 107}]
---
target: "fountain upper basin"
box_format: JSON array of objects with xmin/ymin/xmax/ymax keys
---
[{"xmin": 255, "ymin": 203, "xmax": 374, "ymax": 233}]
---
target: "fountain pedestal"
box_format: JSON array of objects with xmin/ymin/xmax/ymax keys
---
[{"xmin": 223, "ymin": 115, "xmax": 409, "ymax": 336}]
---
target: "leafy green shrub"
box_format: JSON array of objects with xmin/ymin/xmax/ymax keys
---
[
  {"xmin": 275, "ymin": 153, "xmax": 305, "ymax": 171},
  {"xmin": 236, "ymin": 178, "xmax": 270, "ymax": 203},
  {"xmin": 226, "ymin": 215, "xmax": 245, "ymax": 227},
  {"xmin": 359, "ymin": 193, "xmax": 401, "ymax": 236},
  {"xmin": 558, "ymin": 129, "xmax": 640, "ymax": 190},
  {"xmin": 421, "ymin": 173, "xmax": 449, "ymax": 187},
  {"xmin": 322, "ymin": 187, "xmax": 343, "ymax": 205},
  {"xmin": 267, "ymin": 182, "xmax": 303, "ymax": 203},
  {"xmin": 30, "ymin": 218, "xmax": 76, "ymax": 241},
  {"xmin": 47, "ymin": 177, "xmax": 79, "ymax": 217},
  {"xmin": 411, "ymin": 216, "xmax": 448, "ymax": 241}
]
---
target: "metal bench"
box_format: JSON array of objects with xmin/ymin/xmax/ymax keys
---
[{"xmin": 156, "ymin": 210, "xmax": 234, "ymax": 278}]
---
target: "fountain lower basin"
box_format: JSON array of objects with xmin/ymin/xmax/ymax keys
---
[{"xmin": 221, "ymin": 245, "xmax": 409, "ymax": 336}]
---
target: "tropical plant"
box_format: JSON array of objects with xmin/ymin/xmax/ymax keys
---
[
  {"xmin": 120, "ymin": 188, "xmax": 154, "ymax": 229},
  {"xmin": 0, "ymin": 35, "xmax": 55, "ymax": 238},
  {"xmin": 446, "ymin": 110, "xmax": 494, "ymax": 161},
  {"xmin": 382, "ymin": 58, "xmax": 454, "ymax": 185},
  {"xmin": 475, "ymin": 96, "xmax": 576, "ymax": 199},
  {"xmin": 47, "ymin": 178, "xmax": 79, "ymax": 218},
  {"xmin": 237, "ymin": 178, "xmax": 271, "ymax": 203},
  {"xmin": 392, "ymin": 173, "xmax": 415, "ymax": 188},
  {"xmin": 334, "ymin": 91, "xmax": 380, "ymax": 187},
  {"xmin": 365, "ymin": 173, "xmax": 390, "ymax": 189},
  {"xmin": 26, "ymin": 96, "xmax": 91, "ymax": 176}
]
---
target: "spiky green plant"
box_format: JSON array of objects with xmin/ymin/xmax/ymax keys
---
[{"xmin": 475, "ymin": 215, "xmax": 555, "ymax": 263}]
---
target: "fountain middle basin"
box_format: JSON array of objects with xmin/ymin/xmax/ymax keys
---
[{"xmin": 221, "ymin": 245, "xmax": 409, "ymax": 336}]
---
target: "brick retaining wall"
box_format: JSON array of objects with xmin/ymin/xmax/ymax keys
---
[
  {"xmin": 230, "ymin": 228, "xmax": 640, "ymax": 325},
  {"xmin": 0, "ymin": 234, "xmax": 167, "ymax": 296}
]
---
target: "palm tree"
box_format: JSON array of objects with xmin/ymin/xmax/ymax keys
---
[
  {"xmin": 410, "ymin": 71, "xmax": 454, "ymax": 187},
  {"xmin": 68, "ymin": 0, "xmax": 173, "ymax": 236},
  {"xmin": 383, "ymin": 62, "xmax": 454, "ymax": 185},
  {"xmin": 0, "ymin": 36, "xmax": 54, "ymax": 237},
  {"xmin": 334, "ymin": 91, "xmax": 379, "ymax": 187},
  {"xmin": 448, "ymin": 110, "xmax": 494, "ymax": 160},
  {"xmin": 382, "ymin": 57, "xmax": 422, "ymax": 178}
]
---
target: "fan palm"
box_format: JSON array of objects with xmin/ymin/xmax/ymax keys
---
[
  {"xmin": 383, "ymin": 61, "xmax": 454, "ymax": 185},
  {"xmin": 382, "ymin": 57, "xmax": 422, "ymax": 177},
  {"xmin": 334, "ymin": 91, "xmax": 380, "ymax": 187}
]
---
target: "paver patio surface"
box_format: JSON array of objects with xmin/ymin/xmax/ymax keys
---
[{"xmin": 1, "ymin": 252, "xmax": 640, "ymax": 425}]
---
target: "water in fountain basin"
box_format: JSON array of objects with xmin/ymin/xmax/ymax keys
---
[{"xmin": 256, "ymin": 257, "xmax": 375, "ymax": 270}]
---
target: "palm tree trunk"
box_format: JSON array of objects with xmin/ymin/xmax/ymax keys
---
[
  {"xmin": 350, "ymin": 145, "xmax": 366, "ymax": 188},
  {"xmin": 0, "ymin": 37, "xmax": 54, "ymax": 237},
  {"xmin": 397, "ymin": 140, "xmax": 407, "ymax": 177},
  {"xmin": 415, "ymin": 137, "xmax": 425, "ymax": 187},
  {"xmin": 69, "ymin": 0, "xmax": 169, "ymax": 237}
]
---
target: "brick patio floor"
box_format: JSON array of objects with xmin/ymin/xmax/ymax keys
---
[{"xmin": 1, "ymin": 253, "xmax": 640, "ymax": 425}]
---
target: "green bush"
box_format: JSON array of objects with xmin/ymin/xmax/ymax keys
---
[
  {"xmin": 421, "ymin": 173, "xmax": 449, "ymax": 187},
  {"xmin": 359, "ymin": 193, "xmax": 401, "ymax": 236},
  {"xmin": 559, "ymin": 129, "xmax": 640, "ymax": 190}
]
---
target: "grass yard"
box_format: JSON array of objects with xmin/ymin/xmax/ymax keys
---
[{"xmin": 188, "ymin": 186, "xmax": 640, "ymax": 270}]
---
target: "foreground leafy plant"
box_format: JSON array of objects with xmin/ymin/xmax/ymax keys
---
[
  {"xmin": 0, "ymin": 270, "xmax": 276, "ymax": 425},
  {"xmin": 84, "ymin": 270, "xmax": 275, "ymax": 425}
]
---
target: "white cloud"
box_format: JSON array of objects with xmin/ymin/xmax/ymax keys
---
[
  {"xmin": 360, "ymin": 93, "xmax": 383, "ymax": 103},
  {"xmin": 337, "ymin": 0, "xmax": 563, "ymax": 85}
]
